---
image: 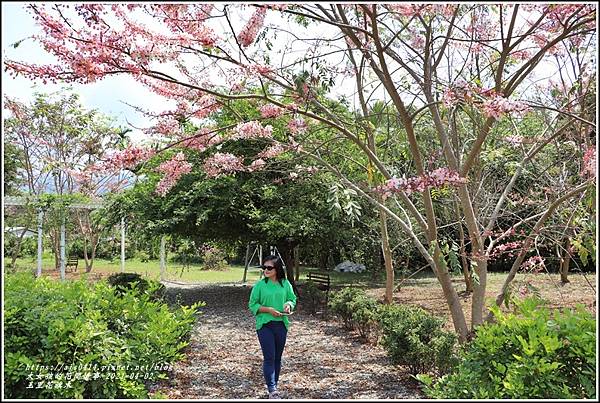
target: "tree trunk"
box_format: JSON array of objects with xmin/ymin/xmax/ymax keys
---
[
  {"xmin": 9, "ymin": 227, "xmax": 30, "ymax": 270},
  {"xmin": 50, "ymin": 230, "xmax": 60, "ymax": 270},
  {"xmin": 454, "ymin": 200, "xmax": 473, "ymax": 293},
  {"xmin": 85, "ymin": 232, "xmax": 100, "ymax": 272},
  {"xmin": 278, "ymin": 239, "xmax": 299, "ymax": 295},
  {"xmin": 470, "ymin": 256, "xmax": 488, "ymax": 330},
  {"xmin": 559, "ymin": 238, "xmax": 571, "ymax": 284},
  {"xmin": 378, "ymin": 205, "xmax": 394, "ymax": 304},
  {"xmin": 371, "ymin": 241, "xmax": 381, "ymax": 281},
  {"xmin": 83, "ymin": 238, "xmax": 90, "ymax": 270},
  {"xmin": 293, "ymin": 245, "xmax": 300, "ymax": 282},
  {"xmin": 432, "ymin": 242, "xmax": 470, "ymax": 343}
]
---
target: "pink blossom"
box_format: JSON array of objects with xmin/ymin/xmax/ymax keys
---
[
  {"xmin": 260, "ymin": 104, "xmax": 283, "ymax": 118},
  {"xmin": 582, "ymin": 146, "xmax": 596, "ymax": 178},
  {"xmin": 521, "ymin": 255, "xmax": 545, "ymax": 273},
  {"xmin": 181, "ymin": 128, "xmax": 223, "ymax": 151},
  {"xmin": 232, "ymin": 121, "xmax": 273, "ymax": 139},
  {"xmin": 511, "ymin": 49, "xmax": 532, "ymax": 61},
  {"xmin": 504, "ymin": 135, "xmax": 524, "ymax": 147},
  {"xmin": 489, "ymin": 240, "xmax": 524, "ymax": 261},
  {"xmin": 264, "ymin": 4, "xmax": 288, "ymax": 11},
  {"xmin": 388, "ymin": 4, "xmax": 421, "ymax": 17},
  {"xmin": 481, "ymin": 96, "xmax": 531, "ymax": 119},
  {"xmin": 155, "ymin": 152, "xmax": 192, "ymax": 196},
  {"xmin": 104, "ymin": 146, "xmax": 156, "ymax": 171},
  {"xmin": 258, "ymin": 143, "xmax": 285, "ymax": 159},
  {"xmin": 144, "ymin": 118, "xmax": 181, "ymax": 136},
  {"xmin": 247, "ymin": 158, "xmax": 267, "ymax": 172},
  {"xmin": 442, "ymin": 88, "xmax": 459, "ymax": 108},
  {"xmin": 237, "ymin": 7, "xmax": 266, "ymax": 47},
  {"xmin": 192, "ymin": 95, "xmax": 220, "ymax": 119},
  {"xmin": 375, "ymin": 168, "xmax": 467, "ymax": 199},
  {"xmin": 288, "ymin": 118, "xmax": 307, "ymax": 134},
  {"xmin": 246, "ymin": 64, "xmax": 275, "ymax": 77},
  {"xmin": 203, "ymin": 152, "xmax": 244, "ymax": 177}
]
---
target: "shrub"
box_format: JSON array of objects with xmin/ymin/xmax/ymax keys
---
[
  {"xmin": 418, "ymin": 297, "xmax": 596, "ymax": 399},
  {"xmin": 376, "ymin": 303, "xmax": 458, "ymax": 376},
  {"xmin": 4, "ymin": 233, "xmax": 37, "ymax": 258},
  {"xmin": 107, "ymin": 272, "xmax": 166, "ymax": 302},
  {"xmin": 348, "ymin": 293, "xmax": 380, "ymax": 341},
  {"xmin": 328, "ymin": 287, "xmax": 365, "ymax": 329},
  {"xmin": 199, "ymin": 244, "xmax": 228, "ymax": 271},
  {"xmin": 4, "ymin": 272, "xmax": 202, "ymax": 398},
  {"xmin": 299, "ymin": 280, "xmax": 326, "ymax": 314}
]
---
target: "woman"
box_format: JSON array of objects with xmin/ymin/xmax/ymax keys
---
[{"xmin": 248, "ymin": 255, "xmax": 297, "ymax": 399}]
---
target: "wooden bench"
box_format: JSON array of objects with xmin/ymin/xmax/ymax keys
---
[
  {"xmin": 307, "ymin": 272, "xmax": 331, "ymax": 315},
  {"xmin": 66, "ymin": 257, "xmax": 79, "ymax": 272}
]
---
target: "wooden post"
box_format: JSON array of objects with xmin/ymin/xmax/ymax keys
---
[
  {"xmin": 160, "ymin": 235, "xmax": 166, "ymax": 281},
  {"xmin": 259, "ymin": 245, "xmax": 263, "ymax": 265},
  {"xmin": 120, "ymin": 217, "xmax": 125, "ymax": 273},
  {"xmin": 60, "ymin": 217, "xmax": 66, "ymax": 281},
  {"xmin": 242, "ymin": 243, "xmax": 251, "ymax": 283},
  {"xmin": 37, "ymin": 209, "xmax": 43, "ymax": 278}
]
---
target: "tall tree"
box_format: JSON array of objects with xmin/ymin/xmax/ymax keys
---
[
  {"xmin": 4, "ymin": 91, "xmax": 126, "ymax": 271},
  {"xmin": 7, "ymin": 4, "xmax": 595, "ymax": 341}
]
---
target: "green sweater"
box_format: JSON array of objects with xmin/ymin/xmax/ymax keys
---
[{"xmin": 248, "ymin": 278, "xmax": 297, "ymax": 330}]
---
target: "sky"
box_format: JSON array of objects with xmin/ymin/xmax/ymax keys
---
[{"xmin": 1, "ymin": 2, "xmax": 168, "ymax": 144}]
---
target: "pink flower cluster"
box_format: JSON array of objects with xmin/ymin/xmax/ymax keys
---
[
  {"xmin": 442, "ymin": 88, "xmax": 460, "ymax": 108},
  {"xmin": 144, "ymin": 118, "xmax": 181, "ymax": 136},
  {"xmin": 376, "ymin": 168, "xmax": 467, "ymax": 198},
  {"xmin": 481, "ymin": 96, "xmax": 531, "ymax": 119},
  {"xmin": 246, "ymin": 64, "xmax": 275, "ymax": 77},
  {"xmin": 520, "ymin": 255, "xmax": 545, "ymax": 273},
  {"xmin": 150, "ymin": 4, "xmax": 217, "ymax": 47},
  {"xmin": 489, "ymin": 240, "xmax": 523, "ymax": 260},
  {"xmin": 582, "ymin": 146, "xmax": 596, "ymax": 178},
  {"xmin": 288, "ymin": 118, "xmax": 307, "ymax": 134},
  {"xmin": 260, "ymin": 104, "xmax": 283, "ymax": 118},
  {"xmin": 248, "ymin": 158, "xmax": 267, "ymax": 172},
  {"xmin": 504, "ymin": 135, "xmax": 524, "ymax": 147},
  {"xmin": 104, "ymin": 146, "xmax": 156, "ymax": 171},
  {"xmin": 232, "ymin": 121, "xmax": 273, "ymax": 140},
  {"xmin": 388, "ymin": 4, "xmax": 456, "ymax": 19},
  {"xmin": 258, "ymin": 143, "xmax": 285, "ymax": 159},
  {"xmin": 155, "ymin": 152, "xmax": 192, "ymax": 196},
  {"xmin": 192, "ymin": 95, "xmax": 220, "ymax": 119},
  {"xmin": 510, "ymin": 49, "xmax": 532, "ymax": 61},
  {"xmin": 237, "ymin": 7, "xmax": 266, "ymax": 47},
  {"xmin": 181, "ymin": 128, "xmax": 223, "ymax": 152},
  {"xmin": 203, "ymin": 152, "xmax": 245, "ymax": 178}
]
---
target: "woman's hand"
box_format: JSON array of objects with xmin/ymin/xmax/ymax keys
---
[
  {"xmin": 283, "ymin": 304, "xmax": 292, "ymax": 314},
  {"xmin": 269, "ymin": 307, "xmax": 283, "ymax": 317}
]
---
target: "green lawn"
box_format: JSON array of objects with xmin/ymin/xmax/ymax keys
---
[{"xmin": 7, "ymin": 254, "xmax": 386, "ymax": 286}]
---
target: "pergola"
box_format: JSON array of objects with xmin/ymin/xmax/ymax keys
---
[{"xmin": 4, "ymin": 196, "xmax": 168, "ymax": 281}]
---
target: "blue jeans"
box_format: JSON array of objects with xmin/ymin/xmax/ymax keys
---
[{"xmin": 256, "ymin": 321, "xmax": 288, "ymax": 392}]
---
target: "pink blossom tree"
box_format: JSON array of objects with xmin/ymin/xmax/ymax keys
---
[
  {"xmin": 6, "ymin": 4, "xmax": 596, "ymax": 342},
  {"xmin": 4, "ymin": 91, "xmax": 131, "ymax": 272}
]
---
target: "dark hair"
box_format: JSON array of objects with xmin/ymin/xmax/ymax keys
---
[{"xmin": 263, "ymin": 254, "xmax": 286, "ymax": 287}]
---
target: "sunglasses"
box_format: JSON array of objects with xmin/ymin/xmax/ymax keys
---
[{"xmin": 261, "ymin": 265, "xmax": 276, "ymax": 271}]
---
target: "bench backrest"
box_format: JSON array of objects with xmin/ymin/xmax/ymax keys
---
[
  {"xmin": 307, "ymin": 272, "xmax": 330, "ymax": 287},
  {"xmin": 66, "ymin": 257, "xmax": 78, "ymax": 264}
]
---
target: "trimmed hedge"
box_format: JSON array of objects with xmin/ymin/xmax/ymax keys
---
[
  {"xmin": 328, "ymin": 287, "xmax": 458, "ymax": 375},
  {"xmin": 4, "ymin": 272, "xmax": 203, "ymax": 398}
]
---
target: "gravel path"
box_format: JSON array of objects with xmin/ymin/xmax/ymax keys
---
[{"xmin": 153, "ymin": 282, "xmax": 424, "ymax": 399}]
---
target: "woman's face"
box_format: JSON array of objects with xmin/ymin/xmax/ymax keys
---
[{"xmin": 263, "ymin": 259, "xmax": 278, "ymax": 280}]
